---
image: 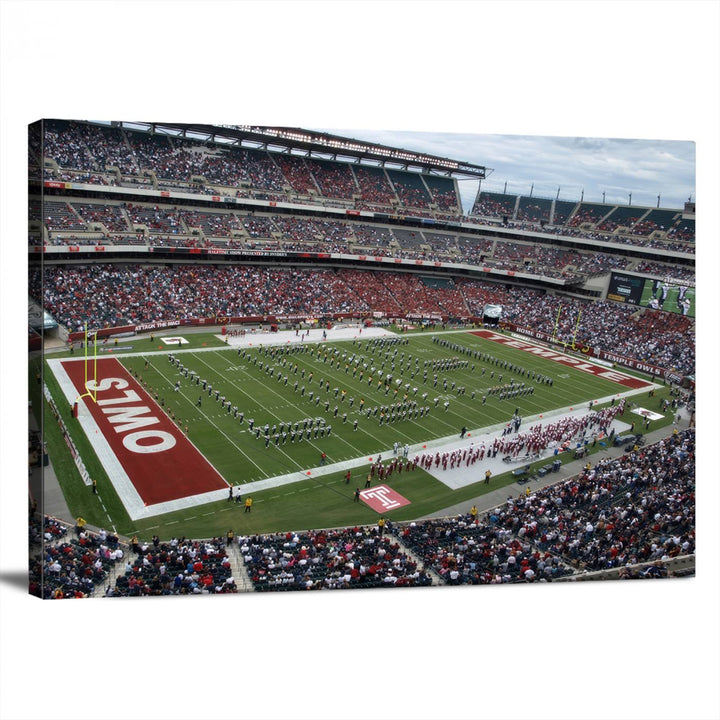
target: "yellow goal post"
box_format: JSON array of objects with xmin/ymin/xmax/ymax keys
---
[{"xmin": 74, "ymin": 323, "xmax": 98, "ymax": 404}]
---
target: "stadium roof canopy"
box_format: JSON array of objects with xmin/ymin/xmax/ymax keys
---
[{"xmin": 93, "ymin": 121, "xmax": 490, "ymax": 179}]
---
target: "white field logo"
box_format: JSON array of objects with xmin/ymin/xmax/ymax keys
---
[
  {"xmin": 162, "ymin": 337, "xmax": 189, "ymax": 345},
  {"xmin": 631, "ymin": 407, "xmax": 664, "ymax": 421}
]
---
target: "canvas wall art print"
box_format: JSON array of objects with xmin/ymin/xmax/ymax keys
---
[{"xmin": 28, "ymin": 120, "xmax": 695, "ymax": 599}]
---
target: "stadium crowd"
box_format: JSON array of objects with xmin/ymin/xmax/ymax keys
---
[
  {"xmin": 36, "ymin": 197, "xmax": 696, "ymax": 294},
  {"xmin": 497, "ymin": 289, "xmax": 695, "ymax": 375},
  {"xmin": 391, "ymin": 428, "xmax": 694, "ymax": 584},
  {"xmin": 29, "ymin": 519, "xmax": 123, "ymax": 599},
  {"xmin": 108, "ymin": 536, "xmax": 237, "ymax": 596},
  {"xmin": 39, "ymin": 120, "xmax": 695, "ymax": 255},
  {"xmin": 32, "ymin": 427, "xmax": 693, "ymax": 597},
  {"xmin": 241, "ymin": 526, "xmax": 434, "ymax": 591},
  {"xmin": 32, "ymin": 264, "xmax": 695, "ymax": 376},
  {"xmin": 555, "ymin": 228, "xmax": 694, "ymax": 254},
  {"xmin": 485, "ymin": 428, "xmax": 695, "ymax": 572}
]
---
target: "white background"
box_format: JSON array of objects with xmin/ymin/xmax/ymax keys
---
[{"xmin": 1, "ymin": 2, "xmax": 718, "ymax": 719}]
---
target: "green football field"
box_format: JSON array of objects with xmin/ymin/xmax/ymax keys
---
[
  {"xmin": 40, "ymin": 328, "xmax": 673, "ymax": 539},
  {"xmin": 121, "ymin": 331, "xmax": 625, "ymax": 483}
]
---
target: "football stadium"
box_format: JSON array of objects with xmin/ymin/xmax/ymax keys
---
[{"xmin": 27, "ymin": 120, "xmax": 698, "ymax": 600}]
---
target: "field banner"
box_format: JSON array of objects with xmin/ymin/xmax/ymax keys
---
[
  {"xmin": 470, "ymin": 329, "xmax": 651, "ymax": 389},
  {"xmin": 55, "ymin": 357, "xmax": 228, "ymax": 515}
]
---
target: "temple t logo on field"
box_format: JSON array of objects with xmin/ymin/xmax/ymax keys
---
[{"xmin": 360, "ymin": 485, "xmax": 410, "ymax": 512}]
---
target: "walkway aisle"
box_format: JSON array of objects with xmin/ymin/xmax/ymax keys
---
[
  {"xmin": 227, "ymin": 540, "xmax": 256, "ymax": 593},
  {"xmin": 388, "ymin": 531, "xmax": 444, "ymax": 586}
]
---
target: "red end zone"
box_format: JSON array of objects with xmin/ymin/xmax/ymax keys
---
[
  {"xmin": 62, "ymin": 357, "xmax": 227, "ymax": 506},
  {"xmin": 469, "ymin": 330, "xmax": 651, "ymax": 389}
]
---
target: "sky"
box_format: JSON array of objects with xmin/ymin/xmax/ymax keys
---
[
  {"xmin": 1, "ymin": 3, "xmax": 719, "ymax": 720},
  {"xmin": 321, "ymin": 129, "xmax": 696, "ymax": 212}
]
